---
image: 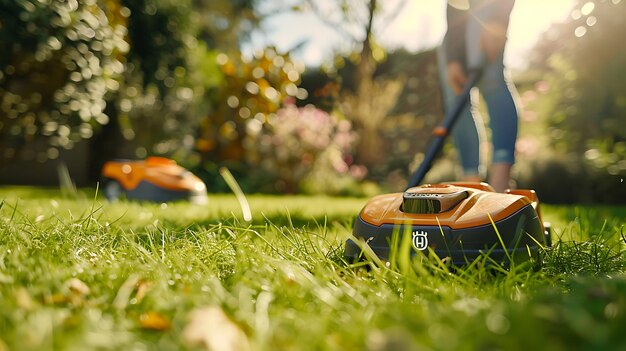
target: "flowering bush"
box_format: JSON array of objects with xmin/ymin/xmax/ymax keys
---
[
  {"xmin": 245, "ymin": 104, "xmax": 364, "ymax": 193},
  {"xmin": 195, "ymin": 48, "xmax": 305, "ymax": 165}
]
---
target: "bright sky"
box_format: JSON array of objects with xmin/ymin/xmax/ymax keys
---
[{"xmin": 248, "ymin": 0, "xmax": 577, "ymax": 69}]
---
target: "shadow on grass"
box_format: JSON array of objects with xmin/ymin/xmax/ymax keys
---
[{"xmin": 162, "ymin": 212, "xmax": 357, "ymax": 234}]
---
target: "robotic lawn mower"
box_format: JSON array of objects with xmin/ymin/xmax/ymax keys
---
[
  {"xmin": 346, "ymin": 71, "xmax": 551, "ymax": 267},
  {"xmin": 101, "ymin": 157, "xmax": 208, "ymax": 204}
]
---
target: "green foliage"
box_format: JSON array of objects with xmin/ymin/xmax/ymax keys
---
[
  {"xmin": 371, "ymin": 49, "xmax": 444, "ymax": 185},
  {"xmin": 0, "ymin": 0, "xmax": 128, "ymax": 160},
  {"xmin": 511, "ymin": 0, "xmax": 626, "ymax": 203},
  {"xmin": 0, "ymin": 0, "xmax": 261, "ymax": 169},
  {"xmin": 528, "ymin": 0, "xmax": 626, "ymax": 178},
  {"xmin": 100, "ymin": 0, "xmax": 261, "ymax": 161},
  {"xmin": 193, "ymin": 49, "xmax": 308, "ymax": 183},
  {"xmin": 122, "ymin": 0, "xmax": 191, "ymax": 92},
  {"xmin": 190, "ymin": 48, "xmax": 393, "ymax": 195},
  {"xmin": 298, "ymin": 48, "xmax": 444, "ymax": 189},
  {"xmin": 515, "ymin": 149, "xmax": 626, "ymax": 204},
  {"xmin": 100, "ymin": 0, "xmax": 206, "ymax": 160},
  {"xmin": 191, "ymin": 0, "xmax": 258, "ymax": 49}
]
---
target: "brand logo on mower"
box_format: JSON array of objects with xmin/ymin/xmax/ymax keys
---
[{"xmin": 412, "ymin": 230, "xmax": 429, "ymax": 251}]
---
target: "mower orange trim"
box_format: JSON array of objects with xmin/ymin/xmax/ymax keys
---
[
  {"xmin": 506, "ymin": 188, "xmax": 542, "ymax": 222},
  {"xmin": 359, "ymin": 184, "xmax": 533, "ymax": 230},
  {"xmin": 102, "ymin": 157, "xmax": 199, "ymax": 192},
  {"xmin": 102, "ymin": 161, "xmax": 146, "ymax": 190}
]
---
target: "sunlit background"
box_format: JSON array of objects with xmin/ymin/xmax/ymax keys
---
[
  {"xmin": 0, "ymin": 0, "xmax": 624, "ymax": 203},
  {"xmin": 248, "ymin": 0, "xmax": 576, "ymax": 69}
]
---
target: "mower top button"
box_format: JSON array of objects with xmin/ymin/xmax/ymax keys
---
[{"xmin": 402, "ymin": 190, "xmax": 469, "ymax": 214}]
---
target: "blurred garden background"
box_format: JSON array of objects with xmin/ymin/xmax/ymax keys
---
[{"xmin": 0, "ymin": 0, "xmax": 624, "ymax": 203}]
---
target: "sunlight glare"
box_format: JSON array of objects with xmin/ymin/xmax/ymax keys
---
[
  {"xmin": 249, "ymin": 0, "xmax": 578, "ymax": 69},
  {"xmin": 574, "ymin": 26, "xmax": 587, "ymax": 37},
  {"xmin": 581, "ymin": 2, "xmax": 595, "ymax": 15},
  {"xmin": 586, "ymin": 16, "xmax": 597, "ymax": 27},
  {"xmin": 506, "ymin": 0, "xmax": 576, "ymax": 68}
]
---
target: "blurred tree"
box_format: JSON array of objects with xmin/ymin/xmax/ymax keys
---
[
  {"xmin": 96, "ymin": 0, "xmax": 262, "ymax": 175},
  {"xmin": 294, "ymin": 0, "xmax": 411, "ymax": 179},
  {"xmin": 529, "ymin": 0, "xmax": 626, "ymax": 176},
  {"xmin": 192, "ymin": 0, "xmax": 258, "ymax": 50},
  {"xmin": 88, "ymin": 0, "xmax": 197, "ymax": 179},
  {"xmin": 517, "ymin": 0, "xmax": 626, "ymax": 203},
  {"xmin": 0, "ymin": 0, "xmax": 128, "ymax": 168},
  {"xmin": 0, "ymin": 0, "xmax": 263, "ymax": 182},
  {"xmin": 298, "ymin": 48, "xmax": 444, "ymax": 188},
  {"xmin": 300, "ymin": 0, "xmax": 406, "ymax": 86}
]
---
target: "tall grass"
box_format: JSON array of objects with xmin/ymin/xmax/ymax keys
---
[{"xmin": 0, "ymin": 188, "xmax": 624, "ymax": 350}]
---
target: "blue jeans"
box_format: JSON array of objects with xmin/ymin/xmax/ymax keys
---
[{"xmin": 438, "ymin": 6, "xmax": 519, "ymax": 177}]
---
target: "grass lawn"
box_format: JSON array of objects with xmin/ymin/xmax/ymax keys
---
[{"xmin": 0, "ymin": 186, "xmax": 625, "ymax": 350}]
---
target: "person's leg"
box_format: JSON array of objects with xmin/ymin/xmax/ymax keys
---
[
  {"xmin": 479, "ymin": 53, "xmax": 519, "ymax": 192},
  {"xmin": 468, "ymin": 2, "xmax": 519, "ymax": 192},
  {"xmin": 489, "ymin": 163, "xmax": 513, "ymax": 193},
  {"xmin": 437, "ymin": 46, "xmax": 483, "ymax": 181}
]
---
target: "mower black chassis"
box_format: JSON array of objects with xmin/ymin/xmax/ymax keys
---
[{"xmin": 346, "ymin": 203, "xmax": 548, "ymax": 267}]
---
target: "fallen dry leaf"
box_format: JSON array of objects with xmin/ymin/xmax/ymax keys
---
[
  {"xmin": 0, "ymin": 272, "xmax": 13, "ymax": 284},
  {"xmin": 134, "ymin": 279, "xmax": 152, "ymax": 304},
  {"xmin": 44, "ymin": 293, "xmax": 70, "ymax": 305},
  {"xmin": 42, "ymin": 278, "xmax": 92, "ymax": 306},
  {"xmin": 67, "ymin": 278, "xmax": 91, "ymax": 306},
  {"xmin": 68, "ymin": 278, "xmax": 90, "ymax": 296},
  {"xmin": 15, "ymin": 287, "xmax": 35, "ymax": 310},
  {"xmin": 113, "ymin": 276, "xmax": 153, "ymax": 310},
  {"xmin": 139, "ymin": 311, "xmax": 172, "ymax": 331},
  {"xmin": 183, "ymin": 306, "xmax": 250, "ymax": 351}
]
